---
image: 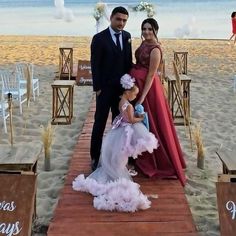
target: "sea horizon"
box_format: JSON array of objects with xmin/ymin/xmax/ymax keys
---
[{"xmin": 0, "ymin": 0, "xmax": 235, "ymax": 39}]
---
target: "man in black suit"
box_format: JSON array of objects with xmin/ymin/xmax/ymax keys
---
[{"xmin": 90, "ymin": 6, "xmax": 132, "ymax": 170}]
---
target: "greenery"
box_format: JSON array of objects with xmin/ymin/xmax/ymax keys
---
[{"xmin": 133, "ymin": 1, "xmax": 155, "ymax": 18}]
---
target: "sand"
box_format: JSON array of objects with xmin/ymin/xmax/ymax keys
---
[{"xmin": 0, "ymin": 35, "xmax": 236, "ymax": 236}]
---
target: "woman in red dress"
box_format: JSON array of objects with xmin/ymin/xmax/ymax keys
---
[
  {"xmin": 228, "ymin": 12, "xmax": 236, "ymax": 45},
  {"xmin": 130, "ymin": 18, "xmax": 186, "ymax": 186}
]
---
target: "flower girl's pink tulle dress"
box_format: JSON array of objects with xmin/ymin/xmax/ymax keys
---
[{"xmin": 73, "ymin": 101, "xmax": 158, "ymax": 212}]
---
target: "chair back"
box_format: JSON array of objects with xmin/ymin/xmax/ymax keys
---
[
  {"xmin": 15, "ymin": 63, "xmax": 26, "ymax": 80},
  {"xmin": 173, "ymin": 61, "xmax": 183, "ymax": 97},
  {"xmin": 0, "ymin": 76, "xmax": 9, "ymax": 134},
  {"xmin": 0, "ymin": 77, "xmax": 9, "ymax": 113},
  {"xmin": 0, "ymin": 70, "xmax": 20, "ymax": 94},
  {"xmin": 16, "ymin": 62, "xmax": 33, "ymax": 80}
]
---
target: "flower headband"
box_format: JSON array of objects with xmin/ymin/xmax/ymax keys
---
[{"xmin": 120, "ymin": 74, "xmax": 135, "ymax": 90}]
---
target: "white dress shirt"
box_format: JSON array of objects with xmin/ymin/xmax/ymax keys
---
[{"xmin": 109, "ymin": 26, "xmax": 123, "ymax": 50}]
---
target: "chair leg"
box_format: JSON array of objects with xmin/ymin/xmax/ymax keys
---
[
  {"xmin": 2, "ymin": 110, "xmax": 7, "ymax": 133},
  {"xmin": 37, "ymin": 85, "xmax": 39, "ymax": 96},
  {"xmin": 33, "ymin": 89, "xmax": 36, "ymax": 101},
  {"xmin": 19, "ymin": 96, "xmax": 23, "ymax": 114},
  {"xmin": 33, "ymin": 81, "xmax": 39, "ymax": 101},
  {"xmin": 4, "ymin": 118, "xmax": 7, "ymax": 133}
]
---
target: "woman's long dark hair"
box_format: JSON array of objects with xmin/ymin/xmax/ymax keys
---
[{"xmin": 141, "ymin": 18, "xmax": 159, "ymax": 41}]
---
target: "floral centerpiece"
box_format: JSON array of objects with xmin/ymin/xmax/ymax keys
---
[{"xmin": 133, "ymin": 1, "xmax": 155, "ymax": 18}]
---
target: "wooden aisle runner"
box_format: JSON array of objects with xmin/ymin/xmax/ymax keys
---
[{"xmin": 47, "ymin": 99, "xmax": 198, "ymax": 236}]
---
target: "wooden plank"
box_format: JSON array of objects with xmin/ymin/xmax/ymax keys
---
[
  {"xmin": 50, "ymin": 232, "xmax": 198, "ymax": 236},
  {"xmin": 216, "ymin": 148, "xmax": 236, "ymax": 173},
  {"xmin": 0, "ymin": 142, "xmax": 42, "ymax": 166},
  {"xmin": 52, "ymin": 206, "xmax": 192, "ymax": 221},
  {"xmin": 48, "ymin": 221, "xmax": 196, "ymax": 235},
  {"xmin": 218, "ymin": 174, "xmax": 236, "ymax": 182}
]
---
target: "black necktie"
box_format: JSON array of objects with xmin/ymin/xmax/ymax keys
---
[{"xmin": 114, "ymin": 33, "xmax": 122, "ymax": 51}]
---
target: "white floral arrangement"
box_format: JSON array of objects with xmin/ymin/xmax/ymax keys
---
[
  {"xmin": 133, "ymin": 1, "xmax": 155, "ymax": 18},
  {"xmin": 93, "ymin": 2, "xmax": 106, "ymax": 22},
  {"xmin": 120, "ymin": 74, "xmax": 135, "ymax": 90}
]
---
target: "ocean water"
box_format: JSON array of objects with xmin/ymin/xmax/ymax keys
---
[{"xmin": 0, "ymin": 0, "xmax": 235, "ymax": 39}]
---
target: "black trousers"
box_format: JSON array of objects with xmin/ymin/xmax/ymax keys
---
[{"xmin": 90, "ymin": 87, "xmax": 122, "ymax": 167}]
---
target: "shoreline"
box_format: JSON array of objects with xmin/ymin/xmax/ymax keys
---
[{"xmin": 0, "ymin": 34, "xmax": 230, "ymax": 40}]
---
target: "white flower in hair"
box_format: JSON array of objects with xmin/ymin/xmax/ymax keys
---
[{"xmin": 120, "ymin": 74, "xmax": 135, "ymax": 89}]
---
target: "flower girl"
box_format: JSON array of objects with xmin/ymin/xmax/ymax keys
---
[{"xmin": 72, "ymin": 74, "xmax": 158, "ymax": 212}]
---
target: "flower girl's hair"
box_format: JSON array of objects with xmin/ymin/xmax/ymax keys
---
[{"xmin": 120, "ymin": 74, "xmax": 136, "ymax": 90}]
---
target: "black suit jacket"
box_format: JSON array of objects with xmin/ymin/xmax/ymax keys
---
[{"xmin": 91, "ymin": 27, "xmax": 132, "ymax": 92}]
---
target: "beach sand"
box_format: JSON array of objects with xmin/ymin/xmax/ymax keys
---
[{"xmin": 0, "ymin": 36, "xmax": 236, "ymax": 236}]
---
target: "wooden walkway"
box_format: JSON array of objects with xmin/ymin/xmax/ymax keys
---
[{"xmin": 47, "ymin": 100, "xmax": 198, "ymax": 236}]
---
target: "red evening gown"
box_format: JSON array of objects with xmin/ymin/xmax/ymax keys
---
[
  {"xmin": 130, "ymin": 41, "xmax": 186, "ymax": 186},
  {"xmin": 232, "ymin": 18, "xmax": 236, "ymax": 34}
]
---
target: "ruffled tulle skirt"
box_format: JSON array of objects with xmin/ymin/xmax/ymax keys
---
[{"xmin": 72, "ymin": 122, "xmax": 158, "ymax": 212}]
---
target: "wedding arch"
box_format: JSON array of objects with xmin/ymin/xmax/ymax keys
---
[{"xmin": 93, "ymin": 1, "xmax": 156, "ymax": 33}]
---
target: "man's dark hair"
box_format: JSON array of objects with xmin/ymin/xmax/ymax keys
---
[
  {"xmin": 231, "ymin": 12, "xmax": 236, "ymax": 18},
  {"xmin": 111, "ymin": 6, "xmax": 129, "ymax": 17}
]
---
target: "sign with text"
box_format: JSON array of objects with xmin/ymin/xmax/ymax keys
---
[
  {"xmin": 216, "ymin": 178, "xmax": 236, "ymax": 236},
  {"xmin": 0, "ymin": 173, "xmax": 36, "ymax": 236},
  {"xmin": 76, "ymin": 60, "xmax": 93, "ymax": 86}
]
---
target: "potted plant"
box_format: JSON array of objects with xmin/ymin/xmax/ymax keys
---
[
  {"xmin": 41, "ymin": 122, "xmax": 55, "ymax": 171},
  {"xmin": 192, "ymin": 122, "xmax": 205, "ymax": 169}
]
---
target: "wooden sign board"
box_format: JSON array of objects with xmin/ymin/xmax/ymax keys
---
[
  {"xmin": 216, "ymin": 178, "xmax": 236, "ymax": 236},
  {"xmin": 0, "ymin": 173, "xmax": 36, "ymax": 236},
  {"xmin": 76, "ymin": 60, "xmax": 93, "ymax": 86}
]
